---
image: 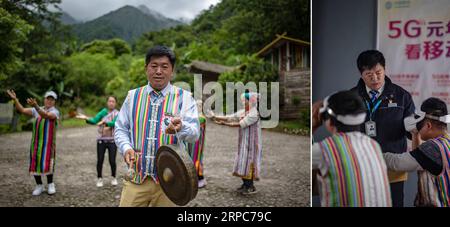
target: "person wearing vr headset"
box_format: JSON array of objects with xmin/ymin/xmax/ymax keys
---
[
  {"xmin": 384, "ymin": 97, "xmax": 450, "ymax": 207},
  {"xmin": 312, "ymin": 90, "xmax": 391, "ymax": 207},
  {"xmin": 350, "ymin": 50, "xmax": 415, "ymax": 207}
]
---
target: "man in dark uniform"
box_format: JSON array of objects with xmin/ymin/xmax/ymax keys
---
[{"xmin": 350, "ymin": 50, "xmax": 415, "ymax": 207}]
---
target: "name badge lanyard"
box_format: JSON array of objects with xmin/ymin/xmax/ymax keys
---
[
  {"xmin": 365, "ymin": 99, "xmax": 381, "ymax": 137},
  {"xmin": 365, "ymin": 99, "xmax": 382, "ymax": 121}
]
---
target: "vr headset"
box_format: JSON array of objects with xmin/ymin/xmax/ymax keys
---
[
  {"xmin": 404, "ymin": 110, "xmax": 450, "ymax": 132},
  {"xmin": 319, "ymin": 96, "xmax": 367, "ymax": 126}
]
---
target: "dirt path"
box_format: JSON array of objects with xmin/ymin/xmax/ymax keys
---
[{"xmin": 0, "ymin": 120, "xmax": 310, "ymax": 207}]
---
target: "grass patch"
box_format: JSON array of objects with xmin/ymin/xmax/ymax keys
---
[
  {"xmin": 59, "ymin": 118, "xmax": 89, "ymax": 128},
  {"xmin": 59, "ymin": 107, "xmax": 100, "ymax": 129},
  {"xmin": 268, "ymin": 120, "xmax": 310, "ymax": 136}
]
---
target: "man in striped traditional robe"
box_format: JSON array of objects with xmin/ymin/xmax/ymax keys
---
[{"xmin": 114, "ymin": 46, "xmax": 200, "ymax": 207}]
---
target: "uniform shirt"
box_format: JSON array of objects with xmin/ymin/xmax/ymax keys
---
[
  {"xmin": 365, "ymin": 85, "xmax": 384, "ymax": 100},
  {"xmin": 351, "ymin": 76, "xmax": 415, "ymax": 182}
]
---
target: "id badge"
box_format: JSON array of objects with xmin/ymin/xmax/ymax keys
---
[
  {"xmin": 365, "ymin": 120, "xmax": 377, "ymax": 137},
  {"xmin": 388, "ymin": 102, "xmax": 398, "ymax": 108}
]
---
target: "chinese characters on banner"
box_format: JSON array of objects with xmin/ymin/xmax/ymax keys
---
[{"xmin": 377, "ymin": 0, "xmax": 450, "ymax": 107}]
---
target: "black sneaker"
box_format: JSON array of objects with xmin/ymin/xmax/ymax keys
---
[
  {"xmin": 236, "ymin": 184, "xmax": 246, "ymax": 193},
  {"xmin": 241, "ymin": 186, "xmax": 257, "ymax": 195}
]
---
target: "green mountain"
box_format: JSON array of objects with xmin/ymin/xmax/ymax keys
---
[
  {"xmin": 71, "ymin": 5, "xmax": 183, "ymax": 43},
  {"xmin": 134, "ymin": 0, "xmax": 310, "ymax": 57},
  {"xmin": 59, "ymin": 11, "xmax": 78, "ymax": 25}
]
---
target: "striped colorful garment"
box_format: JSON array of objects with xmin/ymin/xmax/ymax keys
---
[
  {"xmin": 188, "ymin": 115, "xmax": 206, "ymax": 177},
  {"xmin": 127, "ymin": 85, "xmax": 183, "ymax": 184},
  {"xmin": 233, "ymin": 109, "xmax": 262, "ymax": 180},
  {"xmin": 29, "ymin": 109, "xmax": 58, "ymax": 176},
  {"xmin": 318, "ymin": 131, "xmax": 391, "ymax": 207},
  {"xmin": 97, "ymin": 109, "xmax": 119, "ymax": 140},
  {"xmin": 415, "ymin": 134, "xmax": 450, "ymax": 207}
]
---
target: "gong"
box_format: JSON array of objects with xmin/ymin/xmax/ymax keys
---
[{"xmin": 156, "ymin": 144, "xmax": 198, "ymax": 206}]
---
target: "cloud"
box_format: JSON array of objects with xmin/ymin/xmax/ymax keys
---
[{"xmin": 58, "ymin": 0, "xmax": 220, "ymax": 22}]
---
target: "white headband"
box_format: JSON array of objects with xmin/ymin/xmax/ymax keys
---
[
  {"xmin": 319, "ymin": 96, "xmax": 367, "ymax": 126},
  {"xmin": 404, "ymin": 110, "xmax": 450, "ymax": 132},
  {"xmin": 425, "ymin": 114, "xmax": 450, "ymax": 123}
]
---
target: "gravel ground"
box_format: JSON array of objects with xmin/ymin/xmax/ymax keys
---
[{"xmin": 0, "ymin": 119, "xmax": 310, "ymax": 207}]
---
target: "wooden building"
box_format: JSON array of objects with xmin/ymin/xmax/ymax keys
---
[
  {"xmin": 256, "ymin": 32, "xmax": 311, "ymax": 119},
  {"xmin": 185, "ymin": 60, "xmax": 236, "ymax": 86}
]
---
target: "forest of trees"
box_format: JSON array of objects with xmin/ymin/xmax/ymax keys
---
[{"xmin": 0, "ymin": 0, "xmax": 310, "ymax": 132}]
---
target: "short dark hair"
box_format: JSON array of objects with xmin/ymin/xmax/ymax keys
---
[
  {"xmin": 145, "ymin": 45, "xmax": 176, "ymax": 67},
  {"xmin": 357, "ymin": 50, "xmax": 386, "ymax": 74},
  {"xmin": 419, "ymin": 97, "xmax": 448, "ymax": 130},
  {"xmin": 326, "ymin": 90, "xmax": 366, "ymax": 132}
]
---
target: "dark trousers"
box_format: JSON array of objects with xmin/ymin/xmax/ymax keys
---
[
  {"xmin": 34, "ymin": 175, "xmax": 53, "ymax": 185},
  {"xmin": 390, "ymin": 181, "xmax": 404, "ymax": 207},
  {"xmin": 242, "ymin": 179, "xmax": 254, "ymax": 188},
  {"xmin": 97, "ymin": 140, "xmax": 117, "ymax": 178}
]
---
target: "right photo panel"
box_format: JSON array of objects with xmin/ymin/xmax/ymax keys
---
[{"xmin": 312, "ymin": 0, "xmax": 450, "ymax": 207}]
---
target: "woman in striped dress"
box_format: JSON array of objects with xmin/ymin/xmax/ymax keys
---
[
  {"xmin": 188, "ymin": 100, "xmax": 207, "ymax": 188},
  {"xmin": 211, "ymin": 92, "xmax": 262, "ymax": 195},
  {"xmin": 6, "ymin": 90, "xmax": 60, "ymax": 196},
  {"xmin": 312, "ymin": 90, "xmax": 391, "ymax": 207}
]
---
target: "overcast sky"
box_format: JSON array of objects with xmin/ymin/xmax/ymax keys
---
[{"xmin": 57, "ymin": 0, "xmax": 220, "ymax": 22}]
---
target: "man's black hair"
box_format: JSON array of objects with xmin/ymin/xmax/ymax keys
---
[
  {"xmin": 326, "ymin": 90, "xmax": 366, "ymax": 132},
  {"xmin": 145, "ymin": 45, "xmax": 176, "ymax": 67},
  {"xmin": 418, "ymin": 97, "xmax": 448, "ymax": 130},
  {"xmin": 357, "ymin": 50, "xmax": 386, "ymax": 74}
]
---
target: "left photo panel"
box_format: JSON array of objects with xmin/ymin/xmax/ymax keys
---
[{"xmin": 0, "ymin": 0, "xmax": 311, "ymax": 208}]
